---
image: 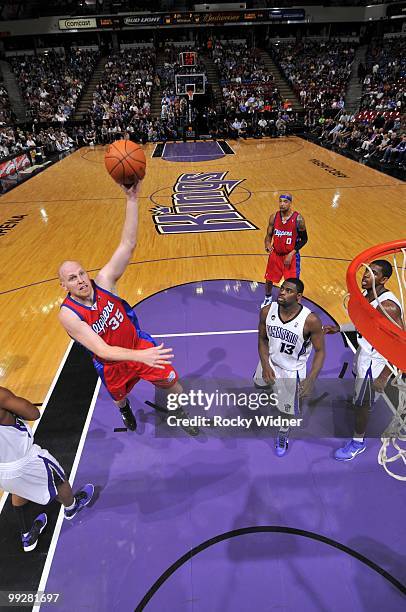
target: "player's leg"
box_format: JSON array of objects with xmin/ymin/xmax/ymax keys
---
[
  {"xmin": 13, "ymin": 495, "xmax": 47, "ymax": 553},
  {"xmin": 100, "ymin": 362, "xmax": 138, "ymax": 430},
  {"xmin": 10, "ymin": 493, "xmax": 46, "ymax": 553},
  {"xmin": 263, "ymin": 251, "xmax": 283, "ymax": 307},
  {"xmin": 284, "ymin": 251, "xmax": 301, "ymax": 281},
  {"xmin": 114, "ymin": 397, "xmax": 137, "ymax": 431},
  {"xmin": 57, "ymin": 479, "xmax": 95, "ymax": 521},
  {"xmin": 274, "ymin": 366, "xmax": 302, "ymax": 457},
  {"xmin": 109, "ymin": 348, "xmax": 199, "ymax": 436},
  {"xmin": 264, "ymin": 280, "xmax": 273, "ymax": 304},
  {"xmin": 39, "ymin": 448, "xmax": 95, "ymax": 518},
  {"xmin": 334, "ymin": 350, "xmax": 381, "ymax": 461},
  {"xmin": 153, "ymin": 379, "xmax": 200, "ymax": 437}
]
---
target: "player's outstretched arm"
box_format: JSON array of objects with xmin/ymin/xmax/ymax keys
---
[
  {"xmin": 0, "ymin": 387, "xmax": 40, "ymax": 423},
  {"xmin": 299, "ymin": 313, "xmax": 325, "ymax": 397},
  {"xmin": 59, "ymin": 307, "xmax": 174, "ymax": 368},
  {"xmin": 323, "ymin": 322, "xmax": 356, "ymax": 334},
  {"xmin": 95, "ymin": 182, "xmax": 142, "ymax": 292}
]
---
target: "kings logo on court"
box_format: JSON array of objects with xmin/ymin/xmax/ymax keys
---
[{"xmin": 151, "ymin": 172, "xmax": 257, "ymax": 234}]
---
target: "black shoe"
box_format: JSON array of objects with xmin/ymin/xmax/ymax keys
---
[
  {"xmin": 120, "ymin": 401, "xmax": 137, "ymax": 431},
  {"xmin": 173, "ymin": 407, "xmax": 200, "ymax": 437},
  {"xmin": 64, "ymin": 484, "xmax": 94, "ymax": 520},
  {"xmin": 22, "ymin": 513, "xmax": 47, "ymax": 552}
]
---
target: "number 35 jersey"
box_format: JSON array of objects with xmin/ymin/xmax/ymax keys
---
[
  {"xmin": 266, "ymin": 301, "xmax": 313, "ymax": 371},
  {"xmin": 61, "ymin": 281, "xmax": 154, "ymax": 363}
]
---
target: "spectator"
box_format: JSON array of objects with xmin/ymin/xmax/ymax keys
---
[
  {"xmin": 214, "ymin": 40, "xmax": 280, "ymax": 119},
  {"xmin": 0, "ymin": 84, "xmax": 15, "ymax": 124},
  {"xmin": 273, "ymin": 40, "xmax": 355, "ymax": 114},
  {"xmin": 380, "ymin": 133, "xmax": 405, "ymax": 164},
  {"xmin": 11, "ymin": 50, "xmax": 98, "ymax": 122},
  {"xmin": 360, "ymin": 39, "xmax": 405, "ymax": 113}
]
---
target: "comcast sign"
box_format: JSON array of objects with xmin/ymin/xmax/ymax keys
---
[{"xmin": 59, "ymin": 18, "xmax": 97, "ymax": 30}]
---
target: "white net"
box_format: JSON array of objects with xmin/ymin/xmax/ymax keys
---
[
  {"xmin": 378, "ymin": 373, "xmax": 406, "ymax": 481},
  {"xmin": 344, "ymin": 248, "xmax": 406, "ymax": 480}
]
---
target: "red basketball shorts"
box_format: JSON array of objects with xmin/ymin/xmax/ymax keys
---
[
  {"xmin": 265, "ymin": 250, "xmax": 301, "ymax": 283},
  {"xmin": 97, "ymin": 338, "xmax": 179, "ymax": 401}
]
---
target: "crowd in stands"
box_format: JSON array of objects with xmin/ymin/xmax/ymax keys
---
[
  {"xmin": 273, "ymin": 40, "xmax": 355, "ymax": 112},
  {"xmin": 306, "ymin": 110, "xmax": 405, "ymax": 170},
  {"xmin": 87, "ymin": 49, "xmax": 155, "ymax": 123},
  {"xmin": 10, "ymin": 50, "xmax": 99, "ymax": 122},
  {"xmin": 0, "ymin": 83, "xmax": 14, "ymax": 125},
  {"xmin": 359, "ymin": 39, "xmax": 405, "ymax": 112},
  {"xmin": 213, "ymin": 40, "xmax": 283, "ymax": 116},
  {"xmin": 208, "ymin": 111, "xmax": 294, "ymax": 139},
  {"xmin": 1, "ymin": 36, "xmax": 403, "ymax": 183},
  {"xmin": 0, "ymin": 124, "xmax": 75, "ymax": 160}
]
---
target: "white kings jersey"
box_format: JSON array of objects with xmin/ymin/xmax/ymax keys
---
[
  {"xmin": 0, "ymin": 419, "xmax": 33, "ymax": 468},
  {"xmin": 266, "ymin": 302, "xmax": 313, "ymax": 371},
  {"xmin": 358, "ymin": 290, "xmax": 402, "ymax": 359}
]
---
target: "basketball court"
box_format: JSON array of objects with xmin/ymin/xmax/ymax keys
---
[{"xmin": 0, "ymin": 137, "xmax": 405, "ymax": 609}]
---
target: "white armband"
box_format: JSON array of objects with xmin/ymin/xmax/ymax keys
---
[{"xmin": 339, "ymin": 323, "xmax": 356, "ymax": 333}]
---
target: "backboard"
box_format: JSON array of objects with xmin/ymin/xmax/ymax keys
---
[{"xmin": 175, "ymin": 73, "xmax": 206, "ymax": 96}]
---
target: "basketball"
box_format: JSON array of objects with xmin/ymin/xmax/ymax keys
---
[{"xmin": 104, "ymin": 140, "xmax": 146, "ymax": 186}]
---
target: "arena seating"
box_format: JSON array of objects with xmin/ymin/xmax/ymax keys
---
[
  {"xmin": 214, "ymin": 41, "xmax": 281, "ymax": 114},
  {"xmin": 307, "ymin": 108, "xmax": 405, "ymax": 171},
  {"xmin": 10, "ymin": 50, "xmax": 99, "ymax": 122},
  {"xmin": 89, "ymin": 49, "xmax": 155, "ymax": 124},
  {"xmin": 0, "ymin": 83, "xmax": 14, "ymax": 125},
  {"xmin": 273, "ymin": 40, "xmax": 356, "ymax": 112},
  {"xmin": 360, "ymin": 39, "xmax": 405, "ymax": 112}
]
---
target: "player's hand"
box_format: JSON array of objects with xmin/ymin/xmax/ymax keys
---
[
  {"xmin": 121, "ymin": 181, "xmax": 142, "ymax": 199},
  {"xmin": 262, "ymin": 364, "xmax": 275, "ymax": 385},
  {"xmin": 138, "ymin": 343, "xmax": 174, "ymax": 369},
  {"xmin": 322, "ymin": 324, "xmax": 340, "ymax": 335},
  {"xmin": 299, "ymin": 377, "xmax": 314, "ymax": 398},
  {"xmin": 265, "ymin": 243, "xmax": 273, "ymax": 253},
  {"xmin": 283, "ymin": 251, "xmax": 295, "ymax": 267}
]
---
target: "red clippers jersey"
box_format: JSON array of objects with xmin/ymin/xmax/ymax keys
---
[
  {"xmin": 61, "ymin": 281, "xmax": 141, "ymax": 364},
  {"xmin": 272, "ymin": 211, "xmax": 299, "ymax": 255}
]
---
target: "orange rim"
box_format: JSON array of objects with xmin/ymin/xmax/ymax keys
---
[{"xmin": 346, "ymin": 240, "xmax": 406, "ymax": 372}]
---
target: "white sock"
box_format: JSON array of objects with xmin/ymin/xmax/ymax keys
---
[
  {"xmin": 65, "ymin": 500, "xmax": 76, "ymax": 511},
  {"xmin": 279, "ymin": 426, "xmax": 290, "ymax": 435},
  {"xmin": 353, "ymin": 436, "xmax": 364, "ymax": 443}
]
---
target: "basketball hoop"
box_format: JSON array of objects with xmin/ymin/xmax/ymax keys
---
[
  {"xmin": 346, "ymin": 239, "xmax": 406, "ymax": 480},
  {"xmin": 186, "ymin": 88, "xmax": 194, "ymax": 103}
]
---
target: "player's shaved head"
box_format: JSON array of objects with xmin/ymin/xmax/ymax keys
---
[
  {"xmin": 58, "ymin": 260, "xmax": 85, "ymax": 281},
  {"xmin": 58, "ymin": 261, "xmax": 92, "ymax": 300}
]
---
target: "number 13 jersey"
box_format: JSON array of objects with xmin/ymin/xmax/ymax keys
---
[{"xmin": 266, "ymin": 301, "xmax": 313, "ymax": 371}]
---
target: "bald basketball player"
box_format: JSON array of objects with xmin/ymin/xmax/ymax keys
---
[
  {"xmin": 58, "ymin": 182, "xmax": 198, "ymax": 435},
  {"xmin": 262, "ymin": 193, "xmax": 308, "ymax": 308}
]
